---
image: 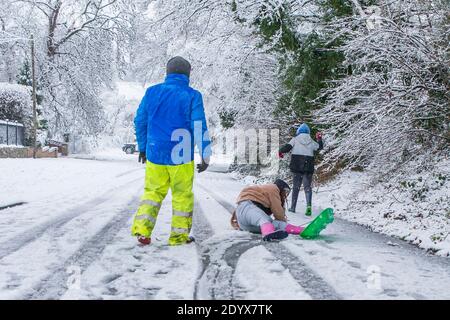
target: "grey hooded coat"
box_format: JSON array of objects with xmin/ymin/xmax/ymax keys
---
[{"xmin": 280, "ymin": 133, "xmax": 324, "ymax": 173}]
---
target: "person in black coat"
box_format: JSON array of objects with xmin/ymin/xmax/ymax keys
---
[{"xmin": 279, "ymin": 124, "xmax": 323, "ymax": 216}]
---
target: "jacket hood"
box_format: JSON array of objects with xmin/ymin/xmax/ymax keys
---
[
  {"xmin": 297, "ymin": 133, "xmax": 313, "ymax": 145},
  {"xmin": 296, "ymin": 123, "xmax": 311, "ymax": 135}
]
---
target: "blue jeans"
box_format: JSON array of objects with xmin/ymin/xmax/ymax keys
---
[{"xmin": 236, "ymin": 201, "xmax": 287, "ymax": 234}]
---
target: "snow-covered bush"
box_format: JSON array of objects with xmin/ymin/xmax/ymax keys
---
[
  {"xmin": 0, "ymin": 83, "xmax": 32, "ymax": 138},
  {"xmin": 0, "ymin": 83, "xmax": 31, "ymax": 121}
]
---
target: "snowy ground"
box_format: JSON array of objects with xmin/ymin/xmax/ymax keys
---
[
  {"xmin": 318, "ymin": 165, "xmax": 450, "ymax": 258},
  {"xmin": 0, "ymin": 156, "xmax": 449, "ymax": 300}
]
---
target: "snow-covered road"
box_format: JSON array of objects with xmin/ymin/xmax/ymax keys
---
[{"xmin": 0, "ymin": 157, "xmax": 449, "ymax": 300}]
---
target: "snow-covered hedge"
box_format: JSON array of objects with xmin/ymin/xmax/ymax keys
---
[{"xmin": 0, "ymin": 83, "xmax": 33, "ymax": 129}]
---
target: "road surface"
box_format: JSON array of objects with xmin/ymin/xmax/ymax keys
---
[{"xmin": 0, "ymin": 157, "xmax": 449, "ymax": 300}]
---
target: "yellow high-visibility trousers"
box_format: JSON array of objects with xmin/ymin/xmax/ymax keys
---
[{"xmin": 131, "ymin": 161, "xmax": 194, "ymax": 246}]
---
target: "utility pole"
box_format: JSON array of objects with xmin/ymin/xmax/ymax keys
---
[{"xmin": 31, "ymin": 34, "xmax": 38, "ymax": 159}]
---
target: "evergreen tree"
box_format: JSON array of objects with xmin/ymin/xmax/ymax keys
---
[
  {"xmin": 16, "ymin": 59, "xmax": 47, "ymax": 129},
  {"xmin": 251, "ymin": 0, "xmax": 355, "ymax": 134}
]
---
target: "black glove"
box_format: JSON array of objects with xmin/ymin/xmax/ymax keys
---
[
  {"xmin": 138, "ymin": 152, "xmax": 146, "ymax": 164},
  {"xmin": 197, "ymin": 158, "xmax": 209, "ymax": 173}
]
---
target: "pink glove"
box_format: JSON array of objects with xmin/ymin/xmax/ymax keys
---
[
  {"xmin": 278, "ymin": 152, "xmax": 284, "ymax": 159},
  {"xmin": 316, "ymin": 132, "xmax": 323, "ymax": 140}
]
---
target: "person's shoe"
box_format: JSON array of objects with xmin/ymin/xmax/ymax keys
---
[
  {"xmin": 261, "ymin": 222, "xmax": 289, "ymax": 242},
  {"xmin": 285, "ymin": 224, "xmax": 305, "ymax": 235},
  {"xmin": 137, "ymin": 235, "xmax": 151, "ymax": 246},
  {"xmin": 288, "ymin": 208, "xmax": 296, "ymax": 213},
  {"xmin": 305, "ymin": 206, "xmax": 312, "ymax": 216},
  {"xmin": 263, "ymin": 230, "xmax": 289, "ymax": 241},
  {"xmin": 168, "ymin": 235, "xmax": 195, "ymax": 246}
]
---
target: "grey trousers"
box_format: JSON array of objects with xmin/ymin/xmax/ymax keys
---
[
  {"xmin": 236, "ymin": 200, "xmax": 288, "ymax": 234},
  {"xmin": 291, "ymin": 172, "xmax": 313, "ymax": 211}
]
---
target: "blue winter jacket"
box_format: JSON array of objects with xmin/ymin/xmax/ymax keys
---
[{"xmin": 134, "ymin": 74, "xmax": 211, "ymax": 165}]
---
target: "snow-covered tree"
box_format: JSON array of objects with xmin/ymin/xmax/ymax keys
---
[
  {"xmin": 315, "ymin": 0, "xmax": 450, "ymax": 180},
  {"xmin": 229, "ymin": 0, "xmax": 354, "ymax": 141},
  {"xmin": 0, "ymin": 0, "xmax": 137, "ymax": 139},
  {"xmin": 132, "ymin": 0, "xmax": 282, "ymax": 132},
  {"xmin": 0, "ymin": 1, "xmax": 23, "ymax": 83}
]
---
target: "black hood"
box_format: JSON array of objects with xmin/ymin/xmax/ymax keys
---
[{"xmin": 274, "ymin": 179, "xmax": 290, "ymax": 193}]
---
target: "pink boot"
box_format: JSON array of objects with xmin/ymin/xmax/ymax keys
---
[
  {"xmin": 285, "ymin": 224, "xmax": 304, "ymax": 235},
  {"xmin": 261, "ymin": 222, "xmax": 276, "ymax": 236},
  {"xmin": 260, "ymin": 223, "xmax": 289, "ymax": 241}
]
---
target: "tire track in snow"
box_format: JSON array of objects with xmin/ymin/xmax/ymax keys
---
[
  {"xmin": 193, "ymin": 184, "xmax": 246, "ymax": 299},
  {"xmin": 192, "ymin": 200, "xmax": 214, "ymax": 300},
  {"xmin": 192, "ymin": 198, "xmax": 257, "ymax": 300},
  {"xmin": 25, "ymin": 193, "xmax": 141, "ymax": 300},
  {"xmin": 115, "ymin": 167, "xmax": 144, "ymax": 178},
  {"xmin": 0, "ymin": 175, "xmax": 143, "ymax": 261},
  {"xmin": 196, "ymin": 182, "xmax": 341, "ymax": 300},
  {"xmin": 264, "ymin": 244, "xmax": 340, "ymax": 299},
  {"xmin": 0, "ymin": 202, "xmax": 27, "ymax": 211}
]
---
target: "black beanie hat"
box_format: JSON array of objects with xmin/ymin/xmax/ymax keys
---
[
  {"xmin": 274, "ymin": 179, "xmax": 291, "ymax": 194},
  {"xmin": 167, "ymin": 56, "xmax": 191, "ymax": 78}
]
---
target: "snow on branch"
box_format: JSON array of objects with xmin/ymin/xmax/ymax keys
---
[{"xmin": 315, "ymin": 0, "xmax": 449, "ymax": 179}]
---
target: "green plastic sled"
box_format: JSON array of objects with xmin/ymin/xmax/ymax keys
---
[{"xmin": 300, "ymin": 208, "xmax": 335, "ymax": 239}]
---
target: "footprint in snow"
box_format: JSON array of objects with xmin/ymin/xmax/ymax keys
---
[
  {"xmin": 107, "ymin": 287, "xmax": 119, "ymax": 295},
  {"xmin": 383, "ymin": 288, "xmax": 399, "ymax": 297},
  {"xmin": 154, "ymin": 270, "xmax": 169, "ymax": 277},
  {"xmin": 132, "ymin": 254, "xmax": 143, "ymax": 261},
  {"xmin": 347, "ymin": 261, "xmax": 362, "ymax": 269},
  {"xmin": 332, "ymin": 256, "xmax": 343, "ymax": 261},
  {"xmin": 101, "ymin": 274, "xmax": 122, "ymax": 284}
]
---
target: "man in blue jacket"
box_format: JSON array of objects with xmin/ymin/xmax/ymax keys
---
[{"xmin": 131, "ymin": 57, "xmax": 211, "ymax": 246}]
